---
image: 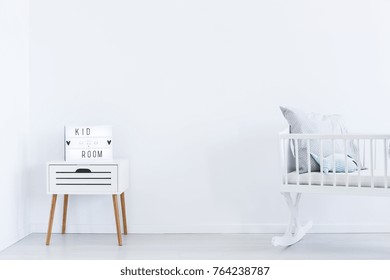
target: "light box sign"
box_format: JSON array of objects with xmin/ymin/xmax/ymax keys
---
[{"xmin": 64, "ymin": 125, "xmax": 113, "ymax": 162}]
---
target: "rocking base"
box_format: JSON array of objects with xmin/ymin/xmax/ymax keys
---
[
  {"xmin": 272, "ymin": 220, "xmax": 312, "ymax": 247},
  {"xmin": 272, "ymin": 192, "xmax": 311, "ymax": 247}
]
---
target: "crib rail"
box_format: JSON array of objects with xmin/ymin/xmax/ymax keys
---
[
  {"xmin": 281, "ymin": 133, "xmax": 390, "ymax": 140},
  {"xmin": 280, "ymin": 133, "xmax": 390, "ymax": 194}
]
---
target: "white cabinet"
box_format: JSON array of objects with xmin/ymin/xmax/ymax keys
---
[{"xmin": 45, "ymin": 160, "xmax": 129, "ymax": 246}]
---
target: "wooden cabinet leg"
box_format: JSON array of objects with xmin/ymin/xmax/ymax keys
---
[
  {"xmin": 46, "ymin": 194, "xmax": 58, "ymax": 245},
  {"xmin": 62, "ymin": 194, "xmax": 69, "ymax": 234},
  {"xmin": 112, "ymin": 194, "xmax": 123, "ymax": 246},
  {"xmin": 120, "ymin": 192, "xmax": 128, "ymax": 235}
]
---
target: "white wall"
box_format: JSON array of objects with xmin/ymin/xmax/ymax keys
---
[
  {"xmin": 0, "ymin": 0, "xmax": 30, "ymax": 250},
  {"xmin": 29, "ymin": 0, "xmax": 390, "ymax": 234}
]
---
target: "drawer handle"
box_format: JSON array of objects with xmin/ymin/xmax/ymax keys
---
[{"xmin": 75, "ymin": 168, "xmax": 92, "ymax": 173}]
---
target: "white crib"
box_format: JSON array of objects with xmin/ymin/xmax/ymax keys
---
[{"xmin": 272, "ymin": 131, "xmax": 390, "ymax": 247}]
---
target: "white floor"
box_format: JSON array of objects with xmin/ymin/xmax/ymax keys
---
[{"xmin": 1, "ymin": 233, "xmax": 390, "ymax": 260}]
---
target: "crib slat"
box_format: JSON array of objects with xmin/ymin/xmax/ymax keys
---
[
  {"xmin": 344, "ymin": 139, "xmax": 349, "ymax": 187},
  {"xmin": 307, "ymin": 139, "xmax": 311, "ymax": 186},
  {"xmin": 282, "ymin": 138, "xmax": 288, "ymax": 185},
  {"xmin": 357, "ymin": 139, "xmax": 361, "ymax": 188},
  {"xmin": 375, "ymin": 139, "xmax": 377, "ymax": 170},
  {"xmin": 385, "ymin": 139, "xmax": 388, "ymax": 188},
  {"xmin": 332, "ymin": 139, "xmax": 336, "ymax": 187},
  {"xmin": 294, "ymin": 138, "xmax": 299, "ymax": 185},
  {"xmin": 363, "ymin": 140, "xmax": 366, "ymax": 168},
  {"xmin": 370, "ymin": 139, "xmax": 374, "ymax": 188},
  {"xmin": 320, "ymin": 139, "xmax": 323, "ymax": 187}
]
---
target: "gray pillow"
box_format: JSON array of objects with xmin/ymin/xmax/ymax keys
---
[{"xmin": 280, "ymin": 106, "xmax": 360, "ymax": 173}]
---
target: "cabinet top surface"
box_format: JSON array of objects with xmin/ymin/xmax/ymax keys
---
[{"xmin": 48, "ymin": 159, "xmax": 128, "ymax": 165}]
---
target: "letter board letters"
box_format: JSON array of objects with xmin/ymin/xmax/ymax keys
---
[{"xmin": 64, "ymin": 125, "xmax": 113, "ymax": 161}]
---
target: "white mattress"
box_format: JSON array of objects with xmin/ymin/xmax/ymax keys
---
[{"xmin": 286, "ymin": 170, "xmax": 390, "ymax": 188}]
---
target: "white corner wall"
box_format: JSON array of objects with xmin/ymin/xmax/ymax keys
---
[
  {"xmin": 0, "ymin": 0, "xmax": 30, "ymax": 251},
  {"xmin": 29, "ymin": 0, "xmax": 390, "ymax": 234}
]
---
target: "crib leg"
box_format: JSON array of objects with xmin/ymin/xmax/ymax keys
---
[{"xmin": 272, "ymin": 192, "xmax": 312, "ymax": 247}]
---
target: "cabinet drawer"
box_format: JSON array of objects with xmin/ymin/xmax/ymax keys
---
[{"xmin": 48, "ymin": 164, "xmax": 118, "ymax": 194}]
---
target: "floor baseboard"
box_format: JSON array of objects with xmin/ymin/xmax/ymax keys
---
[{"xmin": 28, "ymin": 223, "xmax": 390, "ymax": 234}]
